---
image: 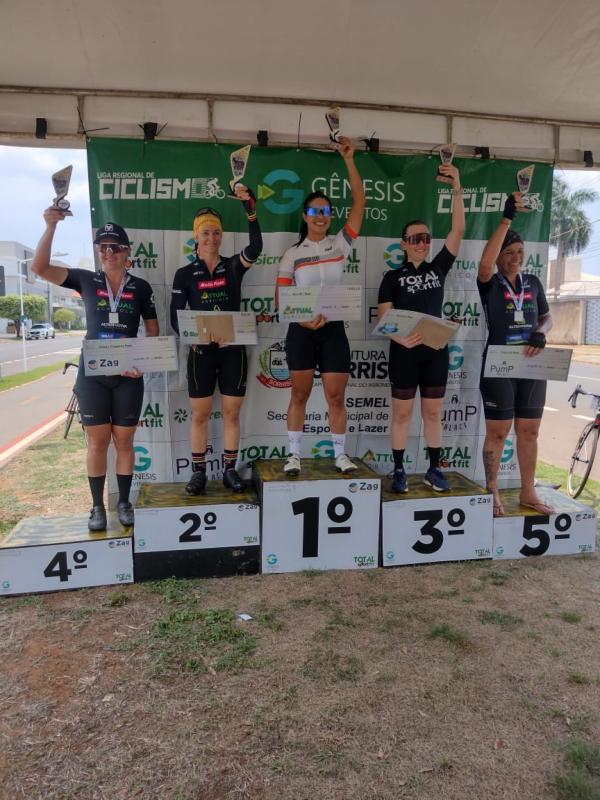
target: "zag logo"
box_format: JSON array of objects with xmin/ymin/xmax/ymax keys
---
[
  {"xmin": 383, "ymin": 242, "xmax": 404, "ymax": 269},
  {"xmin": 183, "ymin": 238, "xmax": 197, "ymax": 264},
  {"xmin": 258, "ymin": 169, "xmax": 304, "ymax": 215}
]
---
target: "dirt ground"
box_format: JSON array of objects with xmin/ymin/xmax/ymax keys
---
[{"xmin": 1, "ymin": 430, "xmax": 599, "ymax": 800}]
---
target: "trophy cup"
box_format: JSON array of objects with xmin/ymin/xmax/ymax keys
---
[
  {"xmin": 229, "ymin": 145, "xmax": 251, "ymax": 193},
  {"xmin": 52, "ymin": 165, "xmax": 73, "ymax": 215},
  {"xmin": 516, "ymin": 165, "xmax": 535, "ymax": 211},
  {"xmin": 436, "ymin": 144, "xmax": 456, "ymax": 184},
  {"xmin": 325, "ymin": 106, "xmax": 341, "ymax": 144}
]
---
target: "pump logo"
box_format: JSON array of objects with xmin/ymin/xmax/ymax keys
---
[
  {"xmin": 442, "ymin": 394, "xmax": 478, "ymax": 433},
  {"xmin": 134, "ymin": 446, "xmax": 152, "ymax": 472},
  {"xmin": 312, "ymin": 439, "xmax": 334, "ymax": 458},
  {"xmin": 257, "ymin": 342, "xmax": 291, "ymax": 388},
  {"xmin": 383, "ymin": 242, "xmax": 404, "ymax": 269},
  {"xmin": 258, "ymin": 169, "xmax": 304, "ymax": 215}
]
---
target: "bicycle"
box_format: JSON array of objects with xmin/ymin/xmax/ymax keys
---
[
  {"xmin": 567, "ymin": 383, "xmax": 600, "ymax": 497},
  {"xmin": 63, "ymin": 361, "xmax": 80, "ymax": 438}
]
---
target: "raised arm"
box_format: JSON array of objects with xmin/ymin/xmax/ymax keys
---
[
  {"xmin": 31, "ymin": 208, "xmax": 70, "ymax": 286},
  {"xmin": 234, "ymin": 184, "xmax": 263, "ymax": 268},
  {"xmin": 441, "ymin": 165, "xmax": 465, "ymax": 256},
  {"xmin": 338, "ymin": 136, "xmax": 366, "ymax": 235},
  {"xmin": 479, "ymin": 193, "xmax": 523, "ymax": 283}
]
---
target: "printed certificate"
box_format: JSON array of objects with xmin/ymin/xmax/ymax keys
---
[
  {"xmin": 83, "ymin": 336, "xmax": 178, "ymax": 376},
  {"xmin": 483, "ymin": 345, "xmax": 573, "ymax": 381},
  {"xmin": 177, "ymin": 310, "xmax": 258, "ymax": 345},
  {"xmin": 372, "ymin": 309, "xmax": 459, "ymax": 350},
  {"xmin": 279, "ymin": 285, "xmax": 363, "ymax": 322}
]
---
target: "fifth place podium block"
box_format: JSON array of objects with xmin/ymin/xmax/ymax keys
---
[{"xmin": 0, "ymin": 459, "xmax": 597, "ymax": 595}]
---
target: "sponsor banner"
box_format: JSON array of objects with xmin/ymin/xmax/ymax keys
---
[
  {"xmin": 441, "ymin": 389, "xmax": 481, "ymax": 437},
  {"xmin": 442, "ymin": 289, "xmax": 486, "ymax": 343},
  {"xmin": 356, "ymin": 435, "xmax": 420, "ymax": 475},
  {"xmin": 234, "ymin": 231, "xmax": 296, "ymax": 287},
  {"xmin": 415, "ymin": 434, "xmax": 478, "ymax": 479},
  {"xmin": 240, "ymin": 285, "xmax": 286, "ymax": 339},
  {"xmin": 172, "ymin": 437, "xmax": 225, "ymax": 482},
  {"xmin": 136, "ymin": 392, "xmax": 171, "ymax": 443},
  {"xmin": 108, "ymin": 441, "xmax": 173, "ymax": 505},
  {"xmin": 474, "ymin": 433, "xmax": 522, "ymax": 488},
  {"xmin": 168, "ymin": 390, "xmax": 223, "ymax": 444},
  {"xmin": 447, "ymin": 340, "xmax": 486, "ymax": 390},
  {"xmin": 127, "ymin": 229, "xmax": 166, "ymax": 284}
]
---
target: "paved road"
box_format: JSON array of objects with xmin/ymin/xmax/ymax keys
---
[{"xmin": 0, "ymin": 332, "xmax": 82, "ymax": 377}]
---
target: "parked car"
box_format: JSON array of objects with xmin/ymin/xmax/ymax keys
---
[{"xmin": 26, "ymin": 323, "xmax": 56, "ymax": 340}]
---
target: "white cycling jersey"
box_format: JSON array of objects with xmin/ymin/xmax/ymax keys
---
[{"xmin": 276, "ymin": 224, "xmax": 357, "ymax": 287}]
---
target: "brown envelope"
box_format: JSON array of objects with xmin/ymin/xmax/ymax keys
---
[
  {"xmin": 412, "ymin": 317, "xmax": 459, "ymax": 349},
  {"xmin": 195, "ymin": 314, "xmax": 235, "ymax": 343}
]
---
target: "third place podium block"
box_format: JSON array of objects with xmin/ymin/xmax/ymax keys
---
[
  {"xmin": 382, "ymin": 472, "xmax": 493, "ymax": 567},
  {"xmin": 492, "ymin": 487, "xmax": 596, "ymax": 560},
  {"xmin": 254, "ymin": 458, "xmax": 381, "ymax": 574},
  {"xmin": 134, "ymin": 482, "xmax": 260, "ymax": 580}
]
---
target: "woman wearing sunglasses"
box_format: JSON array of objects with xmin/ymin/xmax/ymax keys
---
[
  {"xmin": 276, "ymin": 136, "xmax": 365, "ymax": 476},
  {"xmin": 31, "ymin": 211, "xmax": 159, "ymax": 531},
  {"xmin": 170, "ymin": 184, "xmax": 262, "ymax": 494},
  {"xmin": 377, "ymin": 164, "xmax": 465, "ymax": 493}
]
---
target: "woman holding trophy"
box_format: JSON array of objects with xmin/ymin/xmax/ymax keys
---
[
  {"xmin": 377, "ymin": 162, "xmax": 465, "ymax": 493},
  {"xmin": 275, "ymin": 135, "xmax": 365, "ymax": 476}
]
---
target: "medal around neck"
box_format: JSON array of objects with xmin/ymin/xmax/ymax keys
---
[
  {"xmin": 325, "ymin": 107, "xmax": 341, "ymax": 144},
  {"xmin": 436, "ymin": 144, "xmax": 456, "ymax": 184},
  {"xmin": 229, "ymin": 145, "xmax": 251, "ymax": 193},
  {"xmin": 516, "ymin": 165, "xmax": 535, "ymax": 211},
  {"xmin": 52, "ymin": 165, "xmax": 73, "ymax": 216}
]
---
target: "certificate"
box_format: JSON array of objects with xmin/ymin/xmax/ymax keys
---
[
  {"xmin": 177, "ymin": 310, "xmax": 258, "ymax": 345},
  {"xmin": 279, "ymin": 285, "xmax": 363, "ymax": 322},
  {"xmin": 83, "ymin": 336, "xmax": 178, "ymax": 376},
  {"xmin": 483, "ymin": 345, "xmax": 573, "ymax": 381},
  {"xmin": 372, "ymin": 309, "xmax": 459, "ymax": 350}
]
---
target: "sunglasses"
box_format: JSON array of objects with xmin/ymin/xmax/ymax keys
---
[
  {"xmin": 194, "ymin": 207, "xmax": 221, "ymax": 219},
  {"xmin": 305, "ymin": 206, "xmax": 332, "ymax": 217},
  {"xmin": 97, "ymin": 243, "xmax": 129, "ymax": 254},
  {"xmin": 404, "ymin": 233, "xmax": 431, "ymax": 245}
]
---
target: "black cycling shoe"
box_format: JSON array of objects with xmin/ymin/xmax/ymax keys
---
[
  {"xmin": 186, "ymin": 469, "xmax": 207, "ymax": 495},
  {"xmin": 88, "ymin": 505, "xmax": 107, "ymax": 532},
  {"xmin": 223, "ymin": 467, "xmax": 244, "ymax": 492},
  {"xmin": 117, "ymin": 501, "xmax": 135, "ymax": 527}
]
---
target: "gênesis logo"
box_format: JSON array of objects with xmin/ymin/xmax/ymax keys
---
[
  {"xmin": 383, "ymin": 242, "xmax": 404, "ymax": 269},
  {"xmin": 312, "ymin": 439, "xmax": 334, "ymax": 458},
  {"xmin": 134, "ymin": 445, "xmax": 156, "ymax": 480}
]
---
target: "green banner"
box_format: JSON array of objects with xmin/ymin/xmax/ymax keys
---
[{"xmin": 87, "ymin": 138, "xmax": 552, "ymax": 241}]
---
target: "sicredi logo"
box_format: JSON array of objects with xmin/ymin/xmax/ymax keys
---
[
  {"xmin": 134, "ymin": 446, "xmax": 152, "ymax": 472},
  {"xmin": 258, "ymin": 169, "xmax": 303, "ymax": 214},
  {"xmin": 383, "ymin": 242, "xmax": 404, "ymax": 269}
]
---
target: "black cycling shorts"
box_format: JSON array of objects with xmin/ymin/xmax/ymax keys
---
[
  {"xmin": 388, "ymin": 343, "xmax": 449, "ymax": 397},
  {"xmin": 285, "ymin": 321, "xmax": 351, "ymax": 373},
  {"xmin": 480, "ymin": 376, "xmax": 546, "ymax": 420},
  {"xmin": 187, "ymin": 345, "xmax": 247, "ymax": 398},
  {"xmin": 74, "ymin": 364, "xmax": 144, "ymax": 427}
]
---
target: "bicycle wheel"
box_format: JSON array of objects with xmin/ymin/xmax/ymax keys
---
[
  {"xmin": 63, "ymin": 393, "xmax": 78, "ymax": 439},
  {"xmin": 568, "ymin": 421, "xmax": 600, "ymax": 498}
]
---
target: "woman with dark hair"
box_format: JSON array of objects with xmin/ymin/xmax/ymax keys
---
[
  {"xmin": 31, "ymin": 209, "xmax": 159, "ymax": 531},
  {"xmin": 275, "ymin": 136, "xmax": 365, "ymax": 475},
  {"xmin": 478, "ymin": 193, "xmax": 553, "ymax": 516},
  {"xmin": 377, "ymin": 164, "xmax": 465, "ymax": 493}
]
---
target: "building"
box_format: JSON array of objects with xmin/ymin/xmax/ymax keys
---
[{"xmin": 546, "ymin": 256, "xmax": 600, "ymax": 344}]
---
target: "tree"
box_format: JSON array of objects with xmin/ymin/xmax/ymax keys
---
[
  {"xmin": 0, "ymin": 294, "xmax": 47, "ymax": 337},
  {"xmin": 550, "ymin": 177, "xmax": 598, "ymax": 295},
  {"xmin": 53, "ymin": 307, "xmax": 76, "ymax": 329}
]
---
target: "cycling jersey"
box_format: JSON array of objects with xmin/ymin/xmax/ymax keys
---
[
  {"xmin": 276, "ymin": 224, "xmax": 358, "ymax": 287},
  {"xmin": 61, "ymin": 268, "xmax": 157, "ymax": 339},
  {"xmin": 477, "ymin": 272, "xmax": 549, "ymax": 346},
  {"xmin": 377, "ymin": 245, "xmax": 456, "ymax": 317}
]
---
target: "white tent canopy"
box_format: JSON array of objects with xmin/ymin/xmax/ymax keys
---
[{"xmin": 2, "ymin": 0, "xmax": 600, "ymax": 162}]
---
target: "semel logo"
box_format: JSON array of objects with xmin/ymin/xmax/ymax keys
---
[
  {"xmin": 258, "ymin": 169, "xmax": 304, "ymax": 215},
  {"xmin": 134, "ymin": 446, "xmax": 152, "ymax": 472},
  {"xmin": 383, "ymin": 242, "xmax": 404, "ymax": 269},
  {"xmin": 257, "ymin": 342, "xmax": 291, "ymax": 388}
]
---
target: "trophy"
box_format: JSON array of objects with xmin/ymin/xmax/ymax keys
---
[
  {"xmin": 229, "ymin": 145, "xmax": 251, "ymax": 193},
  {"xmin": 325, "ymin": 106, "xmax": 341, "ymax": 144},
  {"xmin": 516, "ymin": 165, "xmax": 535, "ymax": 211},
  {"xmin": 52, "ymin": 165, "xmax": 73, "ymax": 215},
  {"xmin": 436, "ymin": 144, "xmax": 456, "ymax": 184}
]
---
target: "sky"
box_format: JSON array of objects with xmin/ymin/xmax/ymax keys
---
[{"xmin": 2, "ymin": 144, "xmax": 600, "ymax": 275}]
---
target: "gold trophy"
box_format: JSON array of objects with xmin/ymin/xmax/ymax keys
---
[
  {"xmin": 52, "ymin": 165, "xmax": 73, "ymax": 215},
  {"xmin": 436, "ymin": 144, "xmax": 456, "ymax": 184}
]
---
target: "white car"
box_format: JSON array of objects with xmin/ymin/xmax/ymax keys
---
[{"xmin": 26, "ymin": 323, "xmax": 56, "ymax": 340}]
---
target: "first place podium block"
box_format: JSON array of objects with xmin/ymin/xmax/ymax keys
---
[
  {"xmin": 254, "ymin": 458, "xmax": 381, "ymax": 574},
  {"xmin": 134, "ymin": 482, "xmax": 260, "ymax": 580},
  {"xmin": 0, "ymin": 515, "xmax": 133, "ymax": 596},
  {"xmin": 492, "ymin": 487, "xmax": 597, "ymax": 560},
  {"xmin": 382, "ymin": 472, "xmax": 493, "ymax": 567}
]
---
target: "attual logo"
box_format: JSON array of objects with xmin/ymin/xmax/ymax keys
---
[
  {"xmin": 257, "ymin": 342, "xmax": 291, "ymax": 388},
  {"xmin": 312, "ymin": 439, "xmax": 334, "ymax": 458},
  {"xmin": 258, "ymin": 169, "xmax": 304, "ymax": 215},
  {"xmin": 173, "ymin": 408, "xmax": 189, "ymax": 423},
  {"xmin": 134, "ymin": 445, "xmax": 152, "ymax": 472},
  {"xmin": 383, "ymin": 242, "xmax": 404, "ymax": 269}
]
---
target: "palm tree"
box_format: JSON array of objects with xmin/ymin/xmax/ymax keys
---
[{"xmin": 550, "ymin": 177, "xmax": 598, "ymax": 295}]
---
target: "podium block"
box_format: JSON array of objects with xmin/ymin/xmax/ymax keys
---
[
  {"xmin": 382, "ymin": 472, "xmax": 493, "ymax": 566},
  {"xmin": 134, "ymin": 481, "xmax": 260, "ymax": 580},
  {"xmin": 492, "ymin": 487, "xmax": 597, "ymax": 560},
  {"xmin": 0, "ymin": 515, "xmax": 133, "ymax": 596},
  {"xmin": 254, "ymin": 458, "xmax": 381, "ymax": 574}
]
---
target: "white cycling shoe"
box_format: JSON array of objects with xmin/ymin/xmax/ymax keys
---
[
  {"xmin": 335, "ymin": 453, "xmax": 357, "ymax": 473},
  {"xmin": 283, "ymin": 453, "xmax": 301, "ymax": 476}
]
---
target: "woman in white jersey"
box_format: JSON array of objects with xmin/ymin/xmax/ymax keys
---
[{"xmin": 275, "ymin": 136, "xmax": 365, "ymax": 475}]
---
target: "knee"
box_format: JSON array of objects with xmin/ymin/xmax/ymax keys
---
[
  {"xmin": 87, "ymin": 430, "xmax": 111, "ymax": 453},
  {"xmin": 516, "ymin": 422, "xmax": 540, "ymax": 442},
  {"xmin": 222, "ymin": 407, "xmax": 241, "ymax": 425},
  {"xmin": 422, "ymin": 406, "xmax": 441, "ymax": 425},
  {"xmin": 290, "ymin": 387, "xmax": 311, "ymax": 406},
  {"xmin": 191, "ymin": 408, "xmax": 211, "ymax": 426},
  {"xmin": 486, "ymin": 426, "xmax": 511, "ymax": 445},
  {"xmin": 325, "ymin": 390, "xmax": 345, "ymax": 409},
  {"xmin": 111, "ymin": 429, "xmax": 135, "ymax": 452}
]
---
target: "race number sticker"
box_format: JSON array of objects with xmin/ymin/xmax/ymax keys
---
[
  {"xmin": 382, "ymin": 493, "xmax": 493, "ymax": 566},
  {"xmin": 493, "ymin": 510, "xmax": 596, "ymax": 560},
  {"xmin": 262, "ymin": 478, "xmax": 380, "ymax": 573}
]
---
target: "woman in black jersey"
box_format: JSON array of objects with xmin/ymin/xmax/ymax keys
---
[
  {"xmin": 377, "ymin": 164, "xmax": 465, "ymax": 493},
  {"xmin": 170, "ymin": 184, "xmax": 262, "ymax": 494},
  {"xmin": 31, "ymin": 208, "xmax": 159, "ymax": 531},
  {"xmin": 478, "ymin": 193, "xmax": 553, "ymax": 517}
]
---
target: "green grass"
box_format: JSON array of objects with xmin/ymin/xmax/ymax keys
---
[
  {"xmin": 479, "ymin": 610, "xmax": 524, "ymax": 629},
  {"xmin": 568, "ymin": 673, "xmax": 591, "ymax": 686},
  {"xmin": 561, "ymin": 611, "xmax": 584, "ymax": 624},
  {"xmin": 429, "ymin": 623, "xmax": 469, "ymax": 647},
  {"xmin": 537, "ymin": 461, "xmax": 600, "ymax": 519},
  {"xmin": 0, "ymin": 361, "xmax": 68, "ymax": 393},
  {"xmin": 553, "ymin": 741, "xmax": 600, "ymax": 799}
]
